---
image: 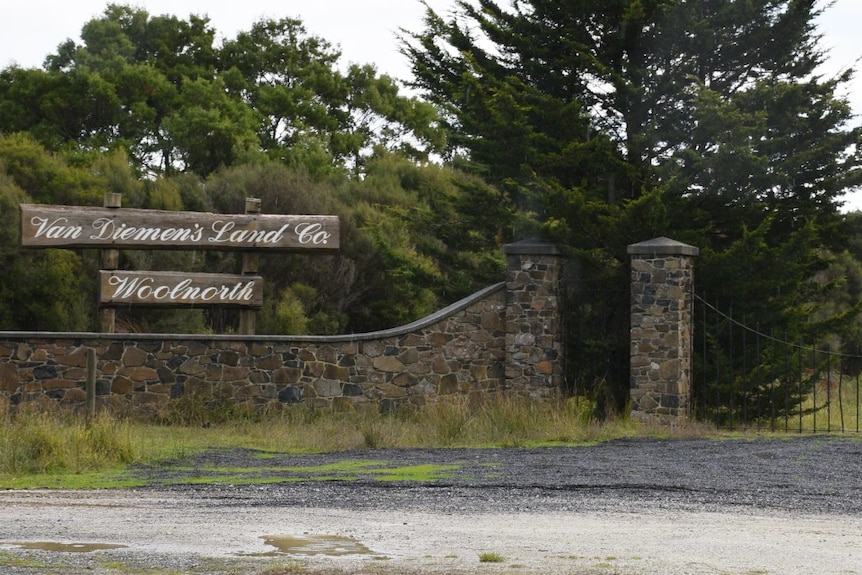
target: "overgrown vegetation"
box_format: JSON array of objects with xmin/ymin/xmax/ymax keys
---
[
  {"xmin": 0, "ymin": 394, "xmax": 715, "ymax": 488},
  {"xmin": 0, "ymin": 401, "xmax": 137, "ymax": 476}
]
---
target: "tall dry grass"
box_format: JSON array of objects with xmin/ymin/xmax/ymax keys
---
[
  {"xmin": 0, "ymin": 400, "xmax": 137, "ymax": 475},
  {"xmin": 0, "ymin": 393, "xmax": 715, "ymax": 480},
  {"xmin": 795, "ymin": 376, "xmax": 862, "ymax": 433}
]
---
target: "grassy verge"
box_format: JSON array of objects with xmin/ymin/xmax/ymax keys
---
[
  {"xmin": 0, "ymin": 394, "xmax": 714, "ymax": 488},
  {"xmin": 799, "ymin": 376, "xmax": 862, "ymax": 433}
]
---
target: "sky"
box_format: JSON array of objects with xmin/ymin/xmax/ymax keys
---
[
  {"xmin": 0, "ymin": 0, "xmax": 455, "ymax": 78},
  {"xmin": 1, "ymin": 0, "xmax": 861, "ymax": 207}
]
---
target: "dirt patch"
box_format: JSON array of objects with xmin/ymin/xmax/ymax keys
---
[{"xmin": 1, "ymin": 436, "xmax": 861, "ymax": 574}]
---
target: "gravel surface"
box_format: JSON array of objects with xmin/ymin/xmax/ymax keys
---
[{"xmin": 1, "ymin": 436, "xmax": 861, "ymax": 574}]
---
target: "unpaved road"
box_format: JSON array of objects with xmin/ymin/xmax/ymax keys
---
[{"xmin": 1, "ymin": 436, "xmax": 861, "ymax": 574}]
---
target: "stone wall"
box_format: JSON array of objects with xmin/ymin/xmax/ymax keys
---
[
  {"xmin": 0, "ymin": 284, "xmax": 506, "ymax": 413},
  {"xmin": 0, "ymin": 240, "xmax": 568, "ymax": 413}
]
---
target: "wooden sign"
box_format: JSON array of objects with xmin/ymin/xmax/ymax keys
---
[
  {"xmin": 100, "ymin": 271, "xmax": 263, "ymax": 307},
  {"xmin": 20, "ymin": 204, "xmax": 339, "ymax": 252}
]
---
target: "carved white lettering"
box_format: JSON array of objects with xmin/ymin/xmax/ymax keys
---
[
  {"xmin": 107, "ymin": 275, "xmax": 149, "ymax": 299},
  {"xmin": 152, "ymin": 285, "xmax": 170, "ymax": 299},
  {"xmin": 91, "ymin": 218, "xmax": 207, "ymax": 245},
  {"xmin": 267, "ymin": 224, "xmax": 290, "ymax": 243},
  {"xmin": 106, "ymin": 274, "xmax": 257, "ymax": 304},
  {"xmin": 229, "ymin": 228, "xmax": 257, "ymax": 243},
  {"xmin": 209, "ymin": 221, "xmax": 234, "ymax": 244},
  {"xmin": 201, "ymin": 286, "xmax": 219, "ymax": 300},
  {"xmin": 295, "ymin": 222, "xmax": 331, "ymax": 245},
  {"xmin": 31, "ymin": 217, "xmax": 83, "ymax": 240},
  {"xmin": 22, "ymin": 205, "xmax": 337, "ymax": 251},
  {"xmin": 90, "ymin": 218, "xmax": 115, "ymax": 240},
  {"xmin": 209, "ymin": 222, "xmax": 292, "ymax": 246},
  {"xmin": 170, "ymin": 279, "xmax": 195, "ymax": 300}
]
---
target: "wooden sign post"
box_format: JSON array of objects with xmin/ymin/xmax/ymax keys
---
[
  {"xmin": 239, "ymin": 198, "xmax": 262, "ymax": 335},
  {"xmin": 20, "ymin": 198, "xmax": 340, "ymax": 335},
  {"xmin": 101, "ymin": 192, "xmax": 122, "ymax": 333}
]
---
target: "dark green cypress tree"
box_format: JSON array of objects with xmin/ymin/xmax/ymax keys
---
[{"xmin": 404, "ymin": 0, "xmax": 862, "ymax": 414}]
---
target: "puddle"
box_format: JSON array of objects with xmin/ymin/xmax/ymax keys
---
[
  {"xmin": 8, "ymin": 542, "xmax": 127, "ymax": 553},
  {"xmin": 257, "ymin": 534, "xmax": 373, "ymax": 557}
]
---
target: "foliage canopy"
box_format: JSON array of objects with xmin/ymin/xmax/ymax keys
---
[
  {"xmin": 0, "ymin": 4, "xmax": 445, "ymax": 177},
  {"xmin": 403, "ymin": 0, "xmax": 862, "ymax": 410}
]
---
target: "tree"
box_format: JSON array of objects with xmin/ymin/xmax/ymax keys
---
[
  {"xmin": 0, "ymin": 136, "xmax": 97, "ymax": 330},
  {"xmin": 406, "ymin": 0, "xmax": 861, "ymax": 218},
  {"xmin": 404, "ymin": 0, "xmax": 862, "ymax": 411},
  {"xmin": 219, "ymin": 17, "xmax": 445, "ymax": 173},
  {"xmin": 202, "ymin": 156, "xmax": 504, "ymax": 334},
  {"xmin": 0, "ymin": 5, "xmax": 444, "ymax": 177}
]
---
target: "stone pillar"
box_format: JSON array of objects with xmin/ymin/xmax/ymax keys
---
[
  {"xmin": 628, "ymin": 237, "xmax": 699, "ymax": 424},
  {"xmin": 504, "ymin": 239, "xmax": 565, "ymax": 398}
]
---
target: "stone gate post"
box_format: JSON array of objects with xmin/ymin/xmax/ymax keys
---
[
  {"xmin": 628, "ymin": 237, "xmax": 699, "ymax": 424},
  {"xmin": 504, "ymin": 239, "xmax": 565, "ymax": 398}
]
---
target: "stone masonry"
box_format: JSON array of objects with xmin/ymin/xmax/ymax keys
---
[
  {"xmin": 0, "ymin": 284, "xmax": 506, "ymax": 413},
  {"xmin": 0, "ymin": 241, "xmax": 567, "ymax": 413},
  {"xmin": 628, "ymin": 237, "xmax": 699, "ymax": 424},
  {"xmin": 504, "ymin": 239, "xmax": 566, "ymax": 398}
]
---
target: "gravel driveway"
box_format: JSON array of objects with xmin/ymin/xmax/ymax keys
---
[{"xmin": 1, "ymin": 436, "xmax": 861, "ymax": 574}]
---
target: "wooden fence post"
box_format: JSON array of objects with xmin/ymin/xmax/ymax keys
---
[{"xmin": 85, "ymin": 347, "xmax": 96, "ymax": 421}]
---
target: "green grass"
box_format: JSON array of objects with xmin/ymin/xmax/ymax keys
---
[
  {"xmin": 0, "ymin": 469, "xmax": 147, "ymax": 490},
  {"xmin": 0, "ymin": 393, "xmax": 719, "ymax": 489},
  {"xmin": 146, "ymin": 460, "xmax": 461, "ymax": 487},
  {"xmin": 478, "ymin": 552, "xmax": 505, "ymax": 563},
  {"xmin": 0, "ymin": 407, "xmax": 138, "ymax": 476},
  {"xmin": 0, "ymin": 550, "xmax": 51, "ymax": 569},
  {"xmin": 373, "ymin": 463, "xmax": 461, "ymax": 481},
  {"xmin": 797, "ymin": 376, "xmax": 862, "ymax": 433}
]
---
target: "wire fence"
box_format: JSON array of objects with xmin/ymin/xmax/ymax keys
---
[{"xmin": 693, "ymin": 294, "xmax": 862, "ymax": 433}]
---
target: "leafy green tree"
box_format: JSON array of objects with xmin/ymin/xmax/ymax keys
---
[
  {"xmin": 43, "ymin": 5, "xmax": 218, "ymax": 173},
  {"xmin": 0, "ymin": 5, "xmax": 444, "ymax": 177},
  {"xmin": 198, "ymin": 156, "xmax": 505, "ymax": 334},
  {"xmin": 406, "ymin": 0, "xmax": 861, "ymax": 224},
  {"xmin": 0, "ymin": 133, "xmax": 103, "ymax": 205},
  {"xmin": 334, "ymin": 152, "xmax": 506, "ymax": 330},
  {"xmin": 161, "ymin": 76, "xmax": 263, "ymax": 175},
  {"xmin": 0, "ymin": 172, "xmax": 31, "ymax": 328},
  {"xmin": 0, "ymin": 165, "xmax": 92, "ymax": 331},
  {"xmin": 219, "ymin": 17, "xmax": 445, "ymax": 173}
]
